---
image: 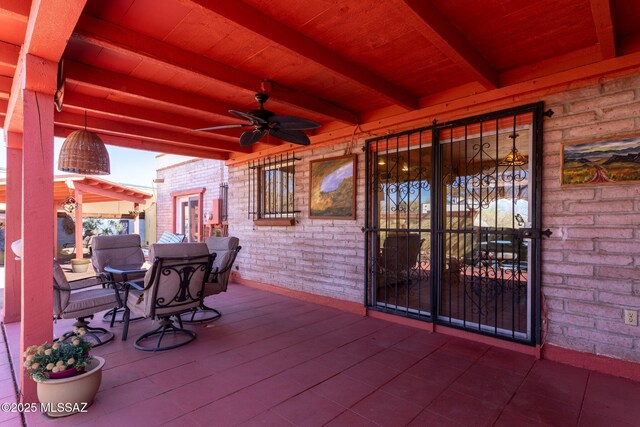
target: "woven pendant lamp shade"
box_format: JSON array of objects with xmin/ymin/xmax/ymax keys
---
[{"xmin": 58, "ymin": 129, "xmax": 111, "ymax": 175}]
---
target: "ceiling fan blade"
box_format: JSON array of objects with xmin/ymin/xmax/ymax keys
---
[
  {"xmin": 269, "ymin": 115, "xmax": 321, "ymax": 130},
  {"xmin": 240, "ymin": 129, "xmax": 267, "ymax": 146},
  {"xmin": 269, "ymin": 128, "xmax": 311, "ymax": 146},
  {"xmin": 194, "ymin": 124, "xmax": 250, "ymax": 131},
  {"xmin": 229, "ymin": 110, "xmax": 267, "ymax": 125}
]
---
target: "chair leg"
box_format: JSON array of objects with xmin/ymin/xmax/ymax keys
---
[
  {"xmin": 134, "ymin": 317, "xmax": 196, "ymax": 352},
  {"xmin": 179, "ymin": 302, "xmax": 222, "ymax": 324},
  {"xmin": 103, "ymin": 307, "xmax": 143, "ymax": 324},
  {"xmin": 122, "ymin": 308, "xmax": 131, "ymax": 341},
  {"xmin": 57, "ymin": 317, "xmax": 114, "ymax": 348}
]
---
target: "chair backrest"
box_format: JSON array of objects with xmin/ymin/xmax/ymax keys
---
[
  {"xmin": 204, "ymin": 236, "xmax": 241, "ymax": 292},
  {"xmin": 90, "ymin": 234, "xmax": 145, "ymax": 275},
  {"xmin": 141, "ymin": 243, "xmax": 213, "ymax": 317},
  {"xmin": 381, "ymin": 233, "xmax": 423, "ymax": 272},
  {"xmin": 53, "ymin": 261, "xmax": 71, "ymax": 316},
  {"xmin": 156, "ymin": 231, "xmax": 186, "ymax": 244}
]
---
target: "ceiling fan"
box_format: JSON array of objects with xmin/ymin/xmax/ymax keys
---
[{"xmin": 196, "ymin": 92, "xmax": 321, "ymax": 146}]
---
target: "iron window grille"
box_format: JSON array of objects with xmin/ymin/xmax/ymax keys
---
[{"xmin": 248, "ymin": 153, "xmax": 300, "ymax": 220}]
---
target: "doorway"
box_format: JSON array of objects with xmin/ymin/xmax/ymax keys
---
[{"xmin": 365, "ymin": 103, "xmax": 544, "ymax": 344}]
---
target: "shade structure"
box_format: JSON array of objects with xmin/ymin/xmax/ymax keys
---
[{"xmin": 58, "ymin": 130, "xmax": 111, "ymax": 175}]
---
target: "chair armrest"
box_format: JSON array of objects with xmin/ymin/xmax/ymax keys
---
[{"xmin": 67, "ymin": 277, "xmax": 114, "ymax": 291}]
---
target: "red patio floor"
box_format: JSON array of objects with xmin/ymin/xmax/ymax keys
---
[{"xmin": 1, "ymin": 283, "xmax": 639, "ymax": 426}]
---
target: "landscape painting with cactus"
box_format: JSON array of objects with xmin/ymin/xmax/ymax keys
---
[{"xmin": 562, "ymin": 135, "xmax": 640, "ymax": 186}]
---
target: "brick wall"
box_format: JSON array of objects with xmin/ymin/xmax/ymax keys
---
[
  {"xmin": 156, "ymin": 158, "xmax": 227, "ymax": 236},
  {"xmin": 225, "ymin": 73, "xmax": 640, "ymax": 361},
  {"xmin": 228, "ymin": 143, "xmax": 365, "ymax": 302},
  {"xmin": 542, "ymin": 73, "xmax": 640, "ymax": 362}
]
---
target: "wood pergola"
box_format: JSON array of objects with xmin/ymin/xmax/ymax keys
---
[
  {"xmin": 0, "ymin": 174, "xmax": 152, "ymax": 258},
  {"xmin": 1, "ymin": 0, "xmax": 640, "ymax": 401}
]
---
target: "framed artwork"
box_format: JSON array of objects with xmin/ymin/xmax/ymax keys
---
[
  {"xmin": 309, "ymin": 154, "xmax": 356, "ymax": 219},
  {"xmin": 561, "ymin": 134, "xmax": 640, "ymax": 186}
]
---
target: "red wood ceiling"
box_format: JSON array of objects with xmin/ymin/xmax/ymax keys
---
[{"xmin": 1, "ymin": 0, "xmax": 640, "ymax": 159}]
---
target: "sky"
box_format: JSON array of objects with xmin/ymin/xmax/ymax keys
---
[{"xmin": 0, "ymin": 133, "xmax": 158, "ymax": 188}]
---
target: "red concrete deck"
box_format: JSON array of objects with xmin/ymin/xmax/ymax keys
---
[{"xmin": 1, "ymin": 283, "xmax": 639, "ymax": 426}]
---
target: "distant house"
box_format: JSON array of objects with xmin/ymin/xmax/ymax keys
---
[{"xmin": 154, "ymin": 154, "xmax": 228, "ymax": 243}]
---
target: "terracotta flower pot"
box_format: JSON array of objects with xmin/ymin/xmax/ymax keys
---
[
  {"xmin": 70, "ymin": 258, "xmax": 90, "ymax": 273},
  {"xmin": 36, "ymin": 356, "xmax": 105, "ymax": 417}
]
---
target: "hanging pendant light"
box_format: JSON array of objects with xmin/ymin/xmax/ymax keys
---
[
  {"xmin": 499, "ymin": 132, "xmax": 528, "ymax": 166},
  {"xmin": 58, "ymin": 112, "xmax": 110, "ymax": 175}
]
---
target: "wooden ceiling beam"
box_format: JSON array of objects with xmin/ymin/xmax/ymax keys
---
[
  {"xmin": 0, "ymin": 0, "xmax": 30, "ymax": 23},
  {"xmin": 63, "ymin": 91, "xmax": 242, "ymax": 142},
  {"xmin": 54, "ymin": 111, "xmax": 250, "ymax": 154},
  {"xmin": 589, "ymin": 0, "xmax": 616, "ymax": 59},
  {"xmin": 65, "ymin": 60, "xmax": 242, "ymax": 121},
  {"xmin": 4, "ymin": 0, "xmax": 86, "ymax": 133},
  {"xmin": 72, "ymin": 15, "xmax": 359, "ymax": 125},
  {"xmin": 398, "ymin": 0, "xmax": 497, "ymax": 89},
  {"xmin": 183, "ymin": 0, "xmax": 418, "ymax": 110},
  {"xmin": 66, "ymin": 180, "xmax": 148, "ymax": 205},
  {"xmin": 54, "ymin": 125, "xmax": 229, "ymax": 160},
  {"xmin": 0, "ymin": 41, "xmax": 19, "ymax": 69}
]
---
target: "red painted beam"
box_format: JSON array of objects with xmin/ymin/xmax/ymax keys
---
[
  {"xmin": 4, "ymin": 0, "xmax": 85, "ymax": 134},
  {"xmin": 63, "ymin": 91, "xmax": 242, "ymax": 142},
  {"xmin": 0, "ymin": 41, "xmax": 19, "ymax": 69},
  {"xmin": 397, "ymin": 0, "xmax": 497, "ymax": 90},
  {"xmin": 54, "ymin": 126, "xmax": 229, "ymax": 160},
  {"xmin": 65, "ymin": 60, "xmax": 245, "ymax": 121},
  {"xmin": 590, "ymin": 0, "xmax": 616, "ymax": 59},
  {"xmin": 67, "ymin": 181, "xmax": 148, "ymax": 205},
  {"xmin": 24, "ymin": 0, "xmax": 85, "ymax": 62},
  {"xmin": 72, "ymin": 15, "xmax": 358, "ymax": 125},
  {"xmin": 54, "ymin": 111, "xmax": 250, "ymax": 154},
  {"xmin": 183, "ymin": 0, "xmax": 418, "ymax": 110},
  {"xmin": 0, "ymin": 0, "xmax": 30, "ymax": 23}
]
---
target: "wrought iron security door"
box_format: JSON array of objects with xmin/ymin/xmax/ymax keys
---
[{"xmin": 365, "ymin": 103, "xmax": 546, "ymax": 344}]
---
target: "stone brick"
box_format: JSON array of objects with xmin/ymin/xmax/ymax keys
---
[
  {"xmin": 567, "ymin": 253, "xmax": 633, "ymax": 266},
  {"xmin": 566, "ymin": 118, "xmax": 636, "ymax": 139},
  {"xmin": 569, "ymin": 91, "xmax": 635, "ymax": 113}
]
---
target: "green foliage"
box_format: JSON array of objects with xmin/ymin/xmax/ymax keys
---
[{"xmin": 22, "ymin": 330, "xmax": 93, "ymax": 382}]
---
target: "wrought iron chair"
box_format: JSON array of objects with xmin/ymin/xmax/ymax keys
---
[
  {"xmin": 53, "ymin": 261, "xmax": 122, "ymax": 347},
  {"xmin": 91, "ymin": 234, "xmax": 147, "ymax": 325},
  {"xmin": 181, "ymin": 236, "xmax": 241, "ymax": 323},
  {"xmin": 121, "ymin": 243, "xmax": 214, "ymax": 351}
]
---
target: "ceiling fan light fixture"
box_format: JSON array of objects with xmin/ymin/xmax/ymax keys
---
[{"xmin": 58, "ymin": 129, "xmax": 111, "ymax": 175}]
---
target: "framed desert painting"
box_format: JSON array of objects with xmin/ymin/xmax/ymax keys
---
[
  {"xmin": 561, "ymin": 134, "xmax": 640, "ymax": 186},
  {"xmin": 309, "ymin": 155, "xmax": 356, "ymax": 219}
]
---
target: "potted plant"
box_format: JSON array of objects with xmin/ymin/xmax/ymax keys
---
[
  {"xmin": 70, "ymin": 258, "xmax": 91, "ymax": 273},
  {"xmin": 23, "ymin": 329, "xmax": 105, "ymax": 417}
]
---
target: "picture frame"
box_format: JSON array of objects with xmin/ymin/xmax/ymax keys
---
[
  {"xmin": 309, "ymin": 154, "xmax": 356, "ymax": 219},
  {"xmin": 561, "ymin": 134, "xmax": 640, "ymax": 187}
]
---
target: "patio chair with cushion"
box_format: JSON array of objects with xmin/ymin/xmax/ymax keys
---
[
  {"xmin": 156, "ymin": 231, "xmax": 186, "ymax": 244},
  {"xmin": 181, "ymin": 236, "xmax": 241, "ymax": 323},
  {"xmin": 53, "ymin": 261, "xmax": 122, "ymax": 347},
  {"xmin": 121, "ymin": 243, "xmax": 214, "ymax": 351},
  {"xmin": 90, "ymin": 234, "xmax": 146, "ymax": 325}
]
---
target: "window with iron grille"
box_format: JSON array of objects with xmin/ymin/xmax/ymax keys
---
[{"xmin": 248, "ymin": 153, "xmax": 300, "ymax": 223}]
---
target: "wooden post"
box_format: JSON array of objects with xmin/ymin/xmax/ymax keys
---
[
  {"xmin": 74, "ymin": 189, "xmax": 83, "ymax": 259},
  {"xmin": 20, "ymin": 88, "xmax": 55, "ymax": 403},
  {"xmin": 3, "ymin": 134, "xmax": 22, "ymax": 324},
  {"xmin": 133, "ymin": 202, "xmax": 140, "ymax": 235}
]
